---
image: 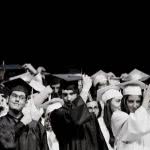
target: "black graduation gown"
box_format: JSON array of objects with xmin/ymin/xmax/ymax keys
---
[
  {"xmin": 0, "ymin": 112, "xmax": 20, "ymax": 150},
  {"xmin": 50, "ymin": 96, "xmax": 108, "ymax": 150},
  {"xmin": 0, "ymin": 112, "xmax": 49, "ymax": 150},
  {"xmin": 16, "ymin": 121, "xmax": 49, "ymax": 150}
]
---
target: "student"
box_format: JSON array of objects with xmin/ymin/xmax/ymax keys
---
[
  {"xmin": 0, "ymin": 78, "xmax": 51, "ymax": 150},
  {"xmin": 111, "ymin": 80, "xmax": 150, "ymax": 150},
  {"xmin": 97, "ymin": 85, "xmax": 123, "ymax": 150},
  {"xmin": 50, "ymin": 75, "xmax": 108, "ymax": 150}
]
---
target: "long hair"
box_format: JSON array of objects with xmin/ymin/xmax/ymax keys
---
[
  {"xmin": 103, "ymin": 99, "xmax": 115, "ymax": 148},
  {"xmin": 121, "ymin": 95, "xmax": 143, "ymax": 114},
  {"xmin": 97, "ymin": 100, "xmax": 102, "ymax": 118}
]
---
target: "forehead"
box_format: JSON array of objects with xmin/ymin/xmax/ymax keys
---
[
  {"xmin": 11, "ymin": 91, "xmax": 26, "ymax": 96},
  {"xmin": 87, "ymin": 101, "xmax": 98, "ymax": 107},
  {"xmin": 62, "ymin": 90, "xmax": 74, "ymax": 94},
  {"xmin": 127, "ymin": 95, "xmax": 141, "ymax": 101}
]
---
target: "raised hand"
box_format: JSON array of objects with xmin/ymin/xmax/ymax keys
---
[
  {"xmin": 22, "ymin": 63, "xmax": 37, "ymax": 75},
  {"xmin": 143, "ymin": 84, "xmax": 150, "ymax": 109},
  {"xmin": 80, "ymin": 75, "xmax": 92, "ymax": 103},
  {"xmin": 82, "ymin": 74, "xmax": 92, "ymax": 91}
]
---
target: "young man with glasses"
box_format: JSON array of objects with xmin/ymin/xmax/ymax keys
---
[{"xmin": 0, "ymin": 78, "xmax": 50, "ymax": 150}]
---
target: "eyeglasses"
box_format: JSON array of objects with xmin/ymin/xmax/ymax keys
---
[{"xmin": 10, "ymin": 93, "xmax": 26, "ymax": 101}]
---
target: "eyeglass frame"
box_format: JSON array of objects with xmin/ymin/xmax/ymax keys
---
[{"xmin": 10, "ymin": 93, "xmax": 26, "ymax": 101}]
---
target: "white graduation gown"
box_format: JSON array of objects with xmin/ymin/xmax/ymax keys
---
[{"xmin": 111, "ymin": 106, "xmax": 150, "ymax": 150}]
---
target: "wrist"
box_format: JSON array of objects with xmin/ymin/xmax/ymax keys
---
[
  {"xmin": 81, "ymin": 87, "xmax": 89, "ymax": 93},
  {"xmin": 21, "ymin": 117, "xmax": 32, "ymax": 125}
]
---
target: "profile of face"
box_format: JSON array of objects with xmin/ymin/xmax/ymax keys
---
[
  {"xmin": 62, "ymin": 90, "xmax": 77, "ymax": 103},
  {"xmin": 110, "ymin": 98, "xmax": 121, "ymax": 112},
  {"xmin": 51, "ymin": 83, "xmax": 61, "ymax": 94},
  {"xmin": 126, "ymin": 95, "xmax": 141, "ymax": 113},
  {"xmin": 87, "ymin": 101, "xmax": 99, "ymax": 117},
  {"xmin": 8, "ymin": 91, "xmax": 27, "ymax": 111}
]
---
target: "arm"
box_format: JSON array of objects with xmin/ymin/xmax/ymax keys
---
[
  {"xmin": 51, "ymin": 74, "xmax": 92, "ymax": 126},
  {"xmin": 111, "ymin": 107, "xmax": 150, "ymax": 142}
]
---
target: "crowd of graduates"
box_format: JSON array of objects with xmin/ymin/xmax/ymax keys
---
[{"xmin": 0, "ymin": 63, "xmax": 150, "ymax": 150}]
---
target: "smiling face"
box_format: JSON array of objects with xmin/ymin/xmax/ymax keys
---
[
  {"xmin": 8, "ymin": 91, "xmax": 27, "ymax": 111},
  {"xmin": 126, "ymin": 95, "xmax": 142, "ymax": 113}
]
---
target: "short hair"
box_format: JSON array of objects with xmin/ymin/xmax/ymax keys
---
[
  {"xmin": 51, "ymin": 78, "xmax": 61, "ymax": 85},
  {"xmin": 62, "ymin": 84, "xmax": 78, "ymax": 94},
  {"xmin": 10, "ymin": 85, "xmax": 29, "ymax": 97}
]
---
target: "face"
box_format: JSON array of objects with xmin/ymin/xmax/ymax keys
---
[
  {"xmin": 62, "ymin": 90, "xmax": 77, "ymax": 102},
  {"xmin": 111, "ymin": 98, "xmax": 121, "ymax": 112},
  {"xmin": 87, "ymin": 101, "xmax": 99, "ymax": 117},
  {"xmin": 127, "ymin": 95, "xmax": 141, "ymax": 113},
  {"xmin": 51, "ymin": 83, "xmax": 60, "ymax": 93},
  {"xmin": 8, "ymin": 91, "xmax": 27, "ymax": 111},
  {"xmin": 0, "ymin": 94, "xmax": 8, "ymax": 112}
]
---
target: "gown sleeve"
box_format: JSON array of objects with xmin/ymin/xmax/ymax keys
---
[{"xmin": 111, "ymin": 106, "xmax": 150, "ymax": 142}]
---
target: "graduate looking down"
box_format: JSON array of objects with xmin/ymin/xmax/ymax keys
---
[{"xmin": 50, "ymin": 74, "xmax": 108, "ymax": 150}]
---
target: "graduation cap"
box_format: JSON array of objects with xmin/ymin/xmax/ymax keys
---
[
  {"xmin": 91, "ymin": 70, "xmax": 107, "ymax": 79},
  {"xmin": 0, "ymin": 63, "xmax": 24, "ymax": 81},
  {"xmin": 9, "ymin": 72, "xmax": 46, "ymax": 92},
  {"xmin": 2, "ymin": 78, "xmax": 33, "ymax": 96},
  {"xmin": 122, "ymin": 69, "xmax": 150, "ymax": 82},
  {"xmin": 51, "ymin": 73, "xmax": 82, "ymax": 92},
  {"xmin": 0, "ymin": 64, "xmax": 22, "ymax": 70},
  {"xmin": 119, "ymin": 80, "xmax": 146, "ymax": 96},
  {"xmin": 91, "ymin": 70, "xmax": 108, "ymax": 87},
  {"xmin": 52, "ymin": 73, "xmax": 82, "ymax": 82},
  {"xmin": 97, "ymin": 85, "xmax": 121, "ymax": 102}
]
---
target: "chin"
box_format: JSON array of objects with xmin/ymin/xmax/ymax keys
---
[{"xmin": 11, "ymin": 106, "xmax": 22, "ymax": 111}]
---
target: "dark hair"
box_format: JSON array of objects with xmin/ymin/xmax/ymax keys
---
[
  {"xmin": 10, "ymin": 85, "xmax": 29, "ymax": 98},
  {"xmin": 97, "ymin": 101, "xmax": 102, "ymax": 118},
  {"xmin": 121, "ymin": 95, "xmax": 143, "ymax": 114},
  {"xmin": 51, "ymin": 78, "xmax": 61, "ymax": 85},
  {"xmin": 62, "ymin": 84, "xmax": 79, "ymax": 94},
  {"xmin": 103, "ymin": 99, "xmax": 115, "ymax": 148}
]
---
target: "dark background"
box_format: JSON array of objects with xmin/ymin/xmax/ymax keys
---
[
  {"xmin": 1, "ymin": 10, "xmax": 149, "ymax": 77},
  {"xmin": 0, "ymin": 45, "xmax": 148, "ymax": 77}
]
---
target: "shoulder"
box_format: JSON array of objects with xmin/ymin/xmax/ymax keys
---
[
  {"xmin": 0, "ymin": 115, "xmax": 8, "ymax": 125},
  {"xmin": 111, "ymin": 110, "xmax": 128, "ymax": 122},
  {"xmin": 111, "ymin": 110, "xmax": 129, "ymax": 136}
]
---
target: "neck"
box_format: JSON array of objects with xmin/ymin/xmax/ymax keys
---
[{"xmin": 9, "ymin": 109, "xmax": 22, "ymax": 119}]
